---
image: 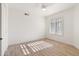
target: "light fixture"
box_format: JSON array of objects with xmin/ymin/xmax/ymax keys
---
[
  {"xmin": 24, "ymin": 12, "xmax": 29, "ymax": 16},
  {"xmin": 24, "ymin": 10, "xmax": 30, "ymax": 16},
  {"xmin": 41, "ymin": 4, "xmax": 46, "ymax": 11},
  {"xmin": 42, "ymin": 8, "xmax": 46, "ymax": 11}
]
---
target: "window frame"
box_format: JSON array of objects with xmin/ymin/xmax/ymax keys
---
[{"xmin": 50, "ymin": 16, "xmax": 64, "ymax": 36}]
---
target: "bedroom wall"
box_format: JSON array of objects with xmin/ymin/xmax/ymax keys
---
[
  {"xmin": 8, "ymin": 6, "xmax": 45, "ymax": 45},
  {"xmin": 45, "ymin": 7, "xmax": 74, "ymax": 45},
  {"xmin": 45, "ymin": 4, "xmax": 79, "ymax": 49},
  {"xmin": 73, "ymin": 4, "xmax": 79, "ymax": 49}
]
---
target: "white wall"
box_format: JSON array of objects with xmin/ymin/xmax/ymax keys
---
[
  {"xmin": 74, "ymin": 4, "xmax": 79, "ymax": 49},
  {"xmin": 45, "ymin": 4, "xmax": 79, "ymax": 49},
  {"xmin": 1, "ymin": 3, "xmax": 8, "ymax": 55},
  {"xmin": 8, "ymin": 6, "xmax": 45, "ymax": 45},
  {"xmin": 45, "ymin": 8, "xmax": 74, "ymax": 45}
]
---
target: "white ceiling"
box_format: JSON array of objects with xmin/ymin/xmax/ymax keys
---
[
  {"xmin": 8, "ymin": 3, "xmax": 54, "ymax": 10},
  {"xmin": 7, "ymin": 3, "xmax": 55, "ymax": 16},
  {"xmin": 7, "ymin": 3, "xmax": 77, "ymax": 16}
]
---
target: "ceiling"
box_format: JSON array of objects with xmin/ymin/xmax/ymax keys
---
[
  {"xmin": 8, "ymin": 3, "xmax": 54, "ymax": 7},
  {"xmin": 8, "ymin": 3, "xmax": 54, "ymax": 10},
  {"xmin": 7, "ymin": 3, "xmax": 76, "ymax": 16}
]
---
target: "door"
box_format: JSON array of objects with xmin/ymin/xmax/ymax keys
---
[{"xmin": 1, "ymin": 3, "xmax": 8, "ymax": 56}]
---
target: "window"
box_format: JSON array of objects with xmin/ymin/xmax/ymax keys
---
[
  {"xmin": 50, "ymin": 17, "xmax": 63, "ymax": 35},
  {"xmin": 51, "ymin": 19, "xmax": 56, "ymax": 34}
]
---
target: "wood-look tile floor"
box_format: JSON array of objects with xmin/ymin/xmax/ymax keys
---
[{"xmin": 4, "ymin": 39, "xmax": 79, "ymax": 56}]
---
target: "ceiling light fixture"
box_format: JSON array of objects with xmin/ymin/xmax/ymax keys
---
[
  {"xmin": 42, "ymin": 8, "xmax": 46, "ymax": 11},
  {"xmin": 41, "ymin": 4, "xmax": 46, "ymax": 11}
]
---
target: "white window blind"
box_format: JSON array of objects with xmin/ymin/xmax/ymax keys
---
[{"xmin": 50, "ymin": 16, "xmax": 63, "ymax": 35}]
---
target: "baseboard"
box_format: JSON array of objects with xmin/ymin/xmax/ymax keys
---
[
  {"xmin": 74, "ymin": 44, "xmax": 79, "ymax": 49},
  {"xmin": 46, "ymin": 37, "xmax": 76, "ymax": 48}
]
